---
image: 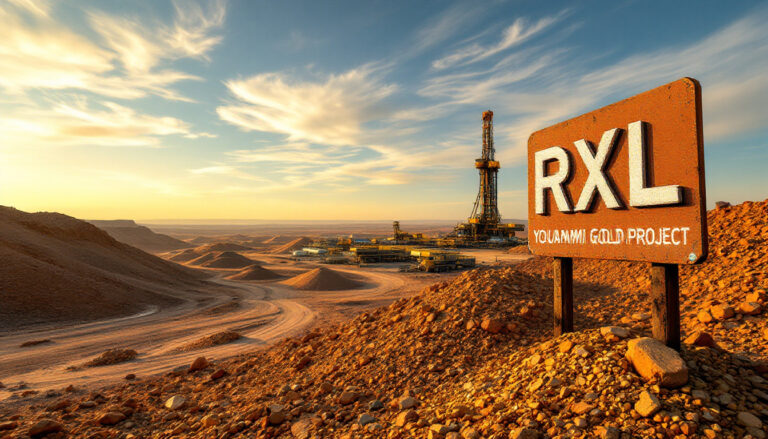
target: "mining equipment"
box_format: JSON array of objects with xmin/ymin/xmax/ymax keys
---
[
  {"xmin": 390, "ymin": 221, "xmax": 427, "ymax": 243},
  {"xmin": 453, "ymin": 110, "xmax": 524, "ymax": 242},
  {"xmin": 410, "ymin": 249, "xmax": 476, "ymax": 272}
]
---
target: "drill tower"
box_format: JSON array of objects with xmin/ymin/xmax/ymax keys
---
[
  {"xmin": 470, "ymin": 110, "xmax": 501, "ymax": 232},
  {"xmin": 452, "ymin": 110, "xmax": 523, "ymax": 241}
]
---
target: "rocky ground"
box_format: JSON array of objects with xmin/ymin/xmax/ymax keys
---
[{"xmin": 0, "ymin": 201, "xmax": 766, "ymax": 438}]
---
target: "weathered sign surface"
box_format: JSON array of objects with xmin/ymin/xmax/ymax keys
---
[{"xmin": 527, "ymin": 78, "xmax": 707, "ymax": 264}]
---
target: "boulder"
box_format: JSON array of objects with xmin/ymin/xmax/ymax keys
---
[
  {"xmin": 710, "ymin": 305, "xmax": 734, "ymax": 320},
  {"xmin": 28, "ymin": 420, "xmax": 63, "ymax": 437},
  {"xmin": 164, "ymin": 395, "xmax": 186, "ymax": 410},
  {"xmin": 290, "ymin": 418, "xmax": 312, "ymax": 438},
  {"xmin": 626, "ymin": 337, "xmax": 688, "ymax": 388},
  {"xmin": 737, "ymin": 301, "xmax": 762, "ymax": 315},
  {"xmin": 395, "ymin": 409, "xmax": 418, "ymax": 427},
  {"xmin": 189, "ymin": 356, "xmax": 208, "ymax": 372},
  {"xmin": 97, "ymin": 411, "xmax": 126, "ymax": 425},
  {"xmin": 510, "ymin": 427, "xmax": 541, "ymax": 439},
  {"xmin": 684, "ymin": 331, "xmax": 717, "ymax": 348},
  {"xmin": 600, "ymin": 326, "xmax": 630, "ymax": 339},
  {"xmin": 634, "ymin": 390, "xmax": 661, "ymax": 417},
  {"xmin": 480, "ymin": 318, "xmax": 503, "ymax": 334},
  {"xmin": 737, "ymin": 411, "xmax": 763, "ymax": 428}
]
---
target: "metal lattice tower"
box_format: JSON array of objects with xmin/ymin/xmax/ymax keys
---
[{"xmin": 469, "ymin": 110, "xmax": 501, "ymax": 233}]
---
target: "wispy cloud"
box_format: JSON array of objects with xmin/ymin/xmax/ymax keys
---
[
  {"xmin": 218, "ymin": 65, "xmax": 398, "ymax": 146},
  {"xmin": 431, "ymin": 11, "xmax": 567, "ymax": 70},
  {"xmin": 0, "ymin": 0, "xmax": 226, "ymax": 149}
]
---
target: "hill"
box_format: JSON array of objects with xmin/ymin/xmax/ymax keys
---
[
  {"xmin": 89, "ymin": 220, "xmax": 192, "ymax": 253},
  {"xmin": 200, "ymin": 251, "xmax": 259, "ymax": 269},
  {"xmin": 227, "ymin": 265, "xmax": 283, "ymax": 281},
  {"xmin": 0, "ymin": 207, "xmax": 207, "ymax": 330}
]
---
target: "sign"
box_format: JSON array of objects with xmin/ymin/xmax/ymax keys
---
[{"xmin": 527, "ymin": 78, "xmax": 707, "ymax": 265}]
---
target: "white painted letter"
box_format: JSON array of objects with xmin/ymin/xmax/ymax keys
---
[
  {"xmin": 535, "ymin": 146, "xmax": 572, "ymax": 214},
  {"xmin": 628, "ymin": 121, "xmax": 682, "ymax": 207},
  {"xmin": 574, "ymin": 128, "xmax": 622, "ymax": 211}
]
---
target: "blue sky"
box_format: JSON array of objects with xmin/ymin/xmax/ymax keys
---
[{"xmin": 0, "ymin": 0, "xmax": 766, "ymax": 220}]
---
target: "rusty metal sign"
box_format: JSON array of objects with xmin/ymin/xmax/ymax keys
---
[{"xmin": 527, "ymin": 78, "xmax": 707, "ymax": 264}]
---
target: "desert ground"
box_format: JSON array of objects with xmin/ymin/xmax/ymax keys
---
[
  {"xmin": 0, "ymin": 214, "xmax": 528, "ymax": 404},
  {"xmin": 0, "ymin": 202, "xmax": 766, "ymax": 438}
]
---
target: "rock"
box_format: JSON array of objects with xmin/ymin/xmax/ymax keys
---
[
  {"xmin": 632, "ymin": 312, "xmax": 651, "ymax": 321},
  {"xmin": 124, "ymin": 373, "xmax": 136, "ymax": 380},
  {"xmin": 626, "ymin": 337, "xmax": 688, "ymax": 388},
  {"xmin": 164, "ymin": 395, "xmax": 186, "ymax": 410},
  {"xmin": 737, "ymin": 301, "xmax": 762, "ymax": 315},
  {"xmin": 595, "ymin": 426, "xmax": 621, "ymax": 439},
  {"xmin": 395, "ymin": 409, "xmax": 418, "ymax": 427},
  {"xmin": 430, "ymin": 424, "xmax": 450, "ymax": 435},
  {"xmin": 737, "ymin": 411, "xmax": 762, "ymax": 428},
  {"xmin": 97, "ymin": 411, "xmax": 126, "ymax": 425},
  {"xmin": 357, "ymin": 413, "xmax": 375, "ymax": 426},
  {"xmin": 763, "ymin": 327, "xmax": 768, "ymax": 341},
  {"xmin": 509, "ymin": 427, "xmax": 541, "ymax": 439},
  {"xmin": 201, "ymin": 414, "xmax": 220, "ymax": 427},
  {"xmin": 684, "ymin": 331, "xmax": 717, "ymax": 348},
  {"xmin": 600, "ymin": 326, "xmax": 629, "ymax": 339},
  {"xmin": 715, "ymin": 201, "xmax": 731, "ymax": 208},
  {"xmin": 558, "ymin": 340, "xmax": 574, "ymax": 353},
  {"xmin": 189, "ymin": 356, "xmax": 208, "ymax": 372},
  {"xmin": 210, "ymin": 369, "xmax": 227, "ymax": 380},
  {"xmin": 290, "ymin": 418, "xmax": 312, "ymax": 438},
  {"xmin": 570, "ymin": 402, "xmax": 594, "ymax": 415},
  {"xmin": 461, "ymin": 427, "xmax": 480, "ymax": 439},
  {"xmin": 481, "ymin": 318, "xmax": 503, "ymax": 334},
  {"xmin": 368, "ymin": 399, "xmax": 384, "ymax": 411},
  {"xmin": 710, "ymin": 304, "xmax": 734, "ymax": 320},
  {"xmin": 697, "ymin": 309, "xmax": 714, "ymax": 323},
  {"xmin": 634, "ymin": 391, "xmax": 661, "ymax": 417},
  {"xmin": 397, "ymin": 396, "xmax": 418, "ymax": 409},
  {"xmin": 268, "ymin": 405, "xmax": 286, "ymax": 425},
  {"xmin": 746, "ymin": 291, "xmax": 767, "ymax": 303},
  {"xmin": 338, "ymin": 391, "xmax": 357, "ymax": 405},
  {"xmin": 28, "ymin": 419, "xmax": 63, "ymax": 437}
]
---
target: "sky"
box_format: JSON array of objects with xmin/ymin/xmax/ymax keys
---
[{"xmin": 0, "ymin": 0, "xmax": 766, "ymax": 221}]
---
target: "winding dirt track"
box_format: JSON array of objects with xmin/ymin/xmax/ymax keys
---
[{"xmin": 0, "ymin": 264, "xmax": 441, "ymax": 402}]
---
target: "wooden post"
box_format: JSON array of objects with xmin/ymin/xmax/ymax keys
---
[
  {"xmin": 650, "ymin": 263, "xmax": 680, "ymax": 350},
  {"xmin": 553, "ymin": 257, "xmax": 573, "ymax": 336}
]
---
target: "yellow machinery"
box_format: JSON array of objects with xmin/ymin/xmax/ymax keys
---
[{"xmin": 410, "ymin": 249, "xmax": 476, "ymax": 272}]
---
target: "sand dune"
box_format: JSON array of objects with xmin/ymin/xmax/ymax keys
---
[
  {"xmin": 167, "ymin": 248, "xmax": 200, "ymax": 262},
  {"xmin": 200, "ymin": 251, "xmax": 258, "ymax": 269},
  {"xmin": 269, "ymin": 237, "xmax": 313, "ymax": 254},
  {"xmin": 281, "ymin": 267, "xmax": 363, "ymax": 290},
  {"xmin": 0, "ymin": 207, "xmax": 207, "ymax": 330},
  {"xmin": 227, "ymin": 265, "xmax": 282, "ymax": 280},
  {"xmin": 89, "ymin": 220, "xmax": 192, "ymax": 253}
]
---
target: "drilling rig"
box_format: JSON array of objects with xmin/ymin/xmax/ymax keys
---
[{"xmin": 453, "ymin": 110, "xmax": 524, "ymax": 242}]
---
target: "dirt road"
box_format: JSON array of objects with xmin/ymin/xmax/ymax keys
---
[{"xmin": 0, "ymin": 266, "xmax": 440, "ymax": 403}]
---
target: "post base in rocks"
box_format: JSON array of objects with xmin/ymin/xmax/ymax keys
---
[
  {"xmin": 650, "ymin": 263, "xmax": 680, "ymax": 350},
  {"xmin": 553, "ymin": 257, "xmax": 574, "ymax": 336}
]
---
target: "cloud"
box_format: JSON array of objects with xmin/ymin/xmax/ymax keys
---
[
  {"xmin": 0, "ymin": 1, "xmax": 225, "ymax": 101},
  {"xmin": 1, "ymin": 99, "xmax": 197, "ymax": 147},
  {"xmin": 218, "ymin": 65, "xmax": 398, "ymax": 145},
  {"xmin": 431, "ymin": 12, "xmax": 566, "ymax": 70}
]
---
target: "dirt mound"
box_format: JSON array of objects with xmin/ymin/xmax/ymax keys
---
[
  {"xmin": 89, "ymin": 220, "xmax": 192, "ymax": 253},
  {"xmin": 508, "ymin": 244, "xmax": 531, "ymax": 255},
  {"xmin": 195, "ymin": 242, "xmax": 253, "ymax": 252},
  {"xmin": 83, "ymin": 349, "xmax": 138, "ymax": 367},
  {"xmin": 281, "ymin": 267, "xmax": 363, "ymax": 290},
  {"xmin": 227, "ymin": 265, "xmax": 282, "ymax": 281},
  {"xmin": 200, "ymin": 251, "xmax": 258, "ymax": 269},
  {"xmin": 0, "ymin": 206, "xmax": 207, "ymax": 330},
  {"xmin": 268, "ymin": 237, "xmax": 313, "ymax": 254},
  {"xmin": 167, "ymin": 248, "xmax": 200, "ymax": 262},
  {"xmin": 174, "ymin": 331, "xmax": 242, "ymax": 352}
]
